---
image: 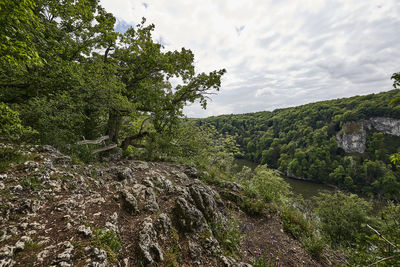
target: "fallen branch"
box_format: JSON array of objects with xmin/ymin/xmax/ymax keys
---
[
  {"xmin": 367, "ymin": 255, "xmax": 396, "ymax": 267},
  {"xmin": 76, "ymin": 135, "xmax": 109, "ymax": 145},
  {"xmin": 92, "ymin": 144, "xmax": 117, "ymax": 154},
  {"xmin": 366, "ymin": 224, "xmax": 397, "ymax": 249}
]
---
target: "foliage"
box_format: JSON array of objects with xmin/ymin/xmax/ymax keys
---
[
  {"xmin": 200, "ymin": 89, "xmax": 400, "ymax": 200},
  {"xmin": 210, "ymin": 216, "xmax": 242, "ymax": 258},
  {"xmin": 0, "ymin": 103, "xmax": 36, "ymax": 141},
  {"xmin": 162, "ymin": 227, "xmax": 181, "ymax": 266},
  {"xmin": 1, "ymin": 0, "xmax": 225, "ymax": 153},
  {"xmin": 0, "ymin": 147, "xmax": 29, "ymax": 172},
  {"xmin": 20, "ymin": 176, "xmax": 42, "ymax": 191},
  {"xmin": 92, "ymin": 228, "xmax": 122, "ymax": 263},
  {"xmin": 281, "ymin": 205, "xmax": 313, "ymax": 240},
  {"xmin": 242, "ymin": 165, "xmax": 291, "ymax": 204},
  {"xmin": 314, "ymin": 191, "xmax": 372, "ymax": 247},
  {"xmin": 0, "ymin": 0, "xmax": 42, "ymax": 66}
]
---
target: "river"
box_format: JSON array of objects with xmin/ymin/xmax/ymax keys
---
[{"xmin": 234, "ymin": 159, "xmax": 334, "ymax": 199}]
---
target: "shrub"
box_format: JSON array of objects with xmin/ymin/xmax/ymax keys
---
[
  {"xmin": 91, "ymin": 228, "xmax": 122, "ymax": 263},
  {"xmin": 210, "ymin": 216, "xmax": 242, "ymax": 258},
  {"xmin": 248, "ymin": 165, "xmax": 291, "ymax": 204},
  {"xmin": 281, "ymin": 206, "xmax": 313, "ymax": 239},
  {"xmin": 0, "ymin": 102, "xmax": 36, "ymax": 141},
  {"xmin": 314, "ymin": 191, "xmax": 372, "ymax": 247}
]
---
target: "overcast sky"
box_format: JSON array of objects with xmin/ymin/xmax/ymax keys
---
[{"xmin": 100, "ymin": 0, "xmax": 400, "ymax": 118}]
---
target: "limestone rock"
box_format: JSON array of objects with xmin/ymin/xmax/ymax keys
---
[
  {"xmin": 116, "ymin": 167, "xmax": 133, "ymax": 181},
  {"xmin": 174, "ymin": 197, "xmax": 207, "ymax": 232},
  {"xmin": 120, "ymin": 190, "xmax": 139, "ymax": 215},
  {"xmin": 189, "ymin": 183, "xmax": 220, "ymax": 222},
  {"xmin": 77, "ymin": 225, "xmax": 92, "ymax": 237},
  {"xmin": 336, "ymin": 122, "xmax": 366, "ymax": 153},
  {"xmin": 138, "ymin": 217, "xmax": 163, "ymax": 266},
  {"xmin": 155, "ymin": 213, "xmax": 171, "ymax": 236}
]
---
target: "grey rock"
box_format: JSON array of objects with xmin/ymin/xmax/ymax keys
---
[
  {"xmin": 53, "ymin": 155, "xmax": 71, "ymax": 165},
  {"xmin": 131, "ymin": 161, "xmax": 149, "ymax": 170},
  {"xmin": 174, "ymin": 197, "xmax": 207, "ymax": 232},
  {"xmin": 143, "ymin": 187, "xmax": 159, "ymax": 213},
  {"xmin": 138, "ymin": 217, "xmax": 163, "ymax": 266},
  {"xmin": 116, "ymin": 167, "xmax": 133, "ymax": 181},
  {"xmin": 155, "ymin": 213, "xmax": 171, "ymax": 235},
  {"xmin": 365, "ymin": 117, "xmax": 400, "ymax": 136},
  {"xmin": 0, "ymin": 258, "xmax": 14, "ymax": 267},
  {"xmin": 13, "ymin": 185, "xmax": 23, "ymax": 191},
  {"xmin": 120, "ymin": 190, "xmax": 139, "ymax": 215},
  {"xmin": 336, "ymin": 122, "xmax": 366, "ymax": 153},
  {"xmin": 42, "ymin": 145, "xmax": 60, "ymax": 154},
  {"xmin": 189, "ymin": 183, "xmax": 219, "ymax": 222},
  {"xmin": 220, "ymin": 256, "xmax": 253, "ymax": 267},
  {"xmin": 14, "ymin": 241, "xmax": 25, "ymax": 252},
  {"xmin": 184, "ymin": 166, "xmax": 199, "ymax": 178},
  {"xmin": 77, "ymin": 225, "xmax": 92, "ymax": 237},
  {"xmin": 337, "ymin": 117, "xmax": 400, "ymax": 154},
  {"xmin": 56, "ymin": 241, "xmax": 74, "ymax": 262},
  {"xmin": 188, "ymin": 240, "xmax": 202, "ymax": 260}
]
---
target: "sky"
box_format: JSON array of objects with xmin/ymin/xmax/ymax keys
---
[{"xmin": 100, "ymin": 0, "xmax": 400, "ymax": 118}]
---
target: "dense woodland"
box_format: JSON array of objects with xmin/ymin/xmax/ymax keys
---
[
  {"xmin": 1, "ymin": 0, "xmax": 400, "ymax": 266},
  {"xmin": 1, "ymin": 0, "xmax": 225, "ymax": 152},
  {"xmin": 200, "ymin": 90, "xmax": 400, "ymax": 200}
]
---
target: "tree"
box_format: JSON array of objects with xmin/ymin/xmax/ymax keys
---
[
  {"xmin": 1, "ymin": 0, "xmax": 225, "ymax": 150},
  {"xmin": 314, "ymin": 191, "xmax": 372, "ymax": 247},
  {"xmin": 0, "ymin": 0, "xmax": 42, "ymax": 66},
  {"xmin": 109, "ymin": 19, "xmax": 226, "ymax": 147}
]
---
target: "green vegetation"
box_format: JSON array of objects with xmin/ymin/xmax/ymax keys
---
[
  {"xmin": 314, "ymin": 191, "xmax": 372, "ymax": 247},
  {"xmin": 20, "ymin": 176, "xmax": 42, "ymax": 191},
  {"xmin": 200, "ymin": 89, "xmax": 400, "ymax": 200},
  {"xmin": 1, "ymin": 0, "xmax": 225, "ymax": 154},
  {"xmin": 91, "ymin": 228, "xmax": 123, "ymax": 263},
  {"xmin": 210, "ymin": 216, "xmax": 242, "ymax": 258},
  {"xmin": 162, "ymin": 227, "xmax": 181, "ymax": 266}
]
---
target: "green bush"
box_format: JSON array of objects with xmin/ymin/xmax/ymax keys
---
[
  {"xmin": 246, "ymin": 165, "xmax": 291, "ymax": 204},
  {"xmin": 210, "ymin": 216, "xmax": 242, "ymax": 258},
  {"xmin": 0, "ymin": 147, "xmax": 29, "ymax": 172},
  {"xmin": 0, "ymin": 102, "xmax": 36, "ymax": 141},
  {"xmin": 314, "ymin": 191, "xmax": 372, "ymax": 247},
  {"xmin": 92, "ymin": 228, "xmax": 122, "ymax": 263},
  {"xmin": 302, "ymin": 236, "xmax": 325, "ymax": 260},
  {"xmin": 281, "ymin": 206, "xmax": 313, "ymax": 239}
]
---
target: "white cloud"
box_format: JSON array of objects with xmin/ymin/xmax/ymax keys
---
[{"xmin": 101, "ymin": 0, "xmax": 400, "ymax": 118}]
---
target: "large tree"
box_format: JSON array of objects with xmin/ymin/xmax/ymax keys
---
[{"xmin": 1, "ymin": 0, "xmax": 225, "ymax": 149}]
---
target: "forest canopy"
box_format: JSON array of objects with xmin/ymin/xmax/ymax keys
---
[
  {"xmin": 199, "ymin": 89, "xmax": 400, "ymax": 201},
  {"xmin": 0, "ymin": 0, "xmax": 225, "ymax": 149}
]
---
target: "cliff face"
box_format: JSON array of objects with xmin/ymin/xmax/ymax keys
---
[
  {"xmin": 336, "ymin": 117, "xmax": 400, "ymax": 153},
  {"xmin": 0, "ymin": 144, "xmax": 321, "ymax": 267},
  {"xmin": 364, "ymin": 117, "xmax": 400, "ymax": 136}
]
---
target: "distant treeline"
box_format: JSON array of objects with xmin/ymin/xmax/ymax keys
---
[{"xmin": 199, "ymin": 90, "xmax": 400, "ymax": 200}]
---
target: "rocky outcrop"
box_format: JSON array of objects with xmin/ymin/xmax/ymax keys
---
[
  {"xmin": 364, "ymin": 117, "xmax": 400, "ymax": 136},
  {"xmin": 336, "ymin": 121, "xmax": 366, "ymax": 153},
  {"xmin": 336, "ymin": 117, "xmax": 400, "ymax": 153},
  {"xmin": 0, "ymin": 143, "xmax": 323, "ymax": 267}
]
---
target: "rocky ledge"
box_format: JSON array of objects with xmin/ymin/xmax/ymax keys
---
[{"xmin": 0, "ymin": 144, "xmax": 320, "ymax": 266}]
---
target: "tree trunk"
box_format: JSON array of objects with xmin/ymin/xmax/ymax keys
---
[
  {"xmin": 106, "ymin": 111, "xmax": 122, "ymax": 144},
  {"xmin": 121, "ymin": 131, "xmax": 150, "ymax": 150}
]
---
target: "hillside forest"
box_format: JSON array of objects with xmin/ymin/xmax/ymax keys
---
[
  {"xmin": 200, "ymin": 89, "xmax": 400, "ymax": 201},
  {"xmin": 2, "ymin": 0, "xmax": 400, "ymax": 266}
]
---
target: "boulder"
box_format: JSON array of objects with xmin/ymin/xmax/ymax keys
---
[
  {"xmin": 174, "ymin": 197, "xmax": 207, "ymax": 233},
  {"xmin": 138, "ymin": 217, "xmax": 163, "ymax": 266},
  {"xmin": 120, "ymin": 190, "xmax": 139, "ymax": 215}
]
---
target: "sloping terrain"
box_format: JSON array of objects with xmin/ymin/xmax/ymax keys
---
[{"xmin": 0, "ymin": 144, "xmax": 322, "ymax": 266}]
